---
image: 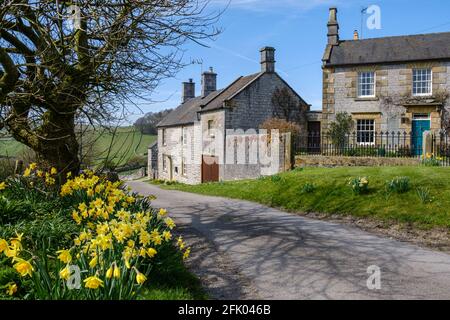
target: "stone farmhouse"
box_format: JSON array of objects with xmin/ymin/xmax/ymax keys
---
[
  {"xmin": 322, "ymin": 7, "xmax": 450, "ymax": 154},
  {"xmin": 149, "ymin": 47, "xmax": 313, "ymax": 184}
]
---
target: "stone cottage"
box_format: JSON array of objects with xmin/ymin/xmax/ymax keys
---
[
  {"xmin": 150, "ymin": 47, "xmax": 312, "ymax": 184},
  {"xmin": 322, "ymin": 7, "xmax": 450, "ymax": 154}
]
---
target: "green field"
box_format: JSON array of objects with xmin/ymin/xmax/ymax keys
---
[
  {"xmin": 0, "ymin": 127, "xmax": 156, "ymax": 167},
  {"xmin": 160, "ymin": 166, "xmax": 450, "ymax": 230}
]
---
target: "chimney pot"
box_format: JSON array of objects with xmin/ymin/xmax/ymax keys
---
[
  {"xmin": 353, "ymin": 30, "xmax": 359, "ymax": 40},
  {"xmin": 260, "ymin": 47, "xmax": 276, "ymax": 73}
]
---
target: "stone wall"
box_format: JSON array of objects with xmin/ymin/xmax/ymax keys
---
[
  {"xmin": 225, "ymin": 72, "xmax": 309, "ymax": 131},
  {"xmin": 157, "ymin": 124, "xmax": 202, "ymax": 185},
  {"xmin": 296, "ymin": 155, "xmax": 420, "ymax": 167}
]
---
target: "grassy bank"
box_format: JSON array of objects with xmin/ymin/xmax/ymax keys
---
[
  {"xmin": 0, "ymin": 127, "xmax": 156, "ymax": 167},
  {"xmin": 161, "ymin": 166, "xmax": 450, "ymax": 229}
]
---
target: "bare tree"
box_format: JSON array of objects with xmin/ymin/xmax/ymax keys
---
[{"xmin": 0, "ymin": 0, "xmax": 221, "ymax": 175}]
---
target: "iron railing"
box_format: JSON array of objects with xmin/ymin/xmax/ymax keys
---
[{"xmin": 293, "ymin": 131, "xmax": 450, "ymax": 166}]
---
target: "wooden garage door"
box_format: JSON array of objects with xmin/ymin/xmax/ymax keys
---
[{"xmin": 202, "ymin": 155, "xmax": 219, "ymax": 183}]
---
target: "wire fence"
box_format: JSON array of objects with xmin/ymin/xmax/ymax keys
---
[{"xmin": 293, "ymin": 131, "xmax": 450, "ymax": 166}]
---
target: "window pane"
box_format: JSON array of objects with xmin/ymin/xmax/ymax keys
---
[
  {"xmin": 358, "ymin": 72, "xmax": 375, "ymax": 97},
  {"xmin": 356, "ymin": 119, "xmax": 375, "ymax": 144},
  {"xmin": 413, "ymin": 69, "xmax": 432, "ymax": 96}
]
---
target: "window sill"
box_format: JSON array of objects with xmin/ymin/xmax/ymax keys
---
[{"xmin": 355, "ymin": 97, "xmax": 379, "ymax": 102}]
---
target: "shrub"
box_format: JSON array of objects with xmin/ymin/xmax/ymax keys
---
[
  {"xmin": 386, "ymin": 176, "xmax": 410, "ymax": 194},
  {"xmin": 349, "ymin": 177, "xmax": 369, "ymax": 195},
  {"xmin": 301, "ymin": 183, "xmax": 316, "ymax": 194}
]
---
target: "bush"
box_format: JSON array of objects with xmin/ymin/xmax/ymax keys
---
[
  {"xmin": 386, "ymin": 176, "xmax": 410, "ymax": 194},
  {"xmin": 349, "ymin": 177, "xmax": 369, "ymax": 195}
]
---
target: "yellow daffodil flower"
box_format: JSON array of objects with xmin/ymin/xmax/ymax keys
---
[
  {"xmin": 59, "ymin": 266, "xmax": 71, "ymax": 280},
  {"xmin": 164, "ymin": 217, "xmax": 176, "ymax": 230},
  {"xmin": 89, "ymin": 256, "xmax": 98, "ymax": 269},
  {"xmin": 113, "ymin": 265, "xmax": 121, "ymax": 279},
  {"xmin": 12, "ymin": 258, "xmax": 34, "ymax": 277},
  {"xmin": 0, "ymin": 182, "xmax": 6, "ymax": 191},
  {"xmin": 147, "ymin": 248, "xmax": 157, "ymax": 258},
  {"xmin": 84, "ymin": 276, "xmax": 104, "ymax": 289},
  {"xmin": 106, "ymin": 265, "xmax": 114, "ymax": 279},
  {"xmin": 23, "ymin": 168, "xmax": 32, "ymax": 177},
  {"xmin": 183, "ymin": 248, "xmax": 191, "ymax": 260},
  {"xmin": 50, "ymin": 167, "xmax": 58, "ymax": 175},
  {"xmin": 57, "ymin": 249, "xmax": 72, "ymax": 264},
  {"xmin": 0, "ymin": 239, "xmax": 8, "ymax": 253},
  {"xmin": 5, "ymin": 283, "xmax": 17, "ymax": 296},
  {"xmin": 135, "ymin": 271, "xmax": 147, "ymax": 285},
  {"xmin": 158, "ymin": 208, "xmax": 168, "ymax": 217}
]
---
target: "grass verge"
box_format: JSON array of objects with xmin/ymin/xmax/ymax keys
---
[{"xmin": 159, "ymin": 166, "xmax": 450, "ymax": 230}]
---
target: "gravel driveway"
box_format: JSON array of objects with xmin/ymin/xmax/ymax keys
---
[{"xmin": 128, "ymin": 181, "xmax": 450, "ymax": 300}]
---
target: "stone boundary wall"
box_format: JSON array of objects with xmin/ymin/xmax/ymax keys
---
[{"xmin": 295, "ymin": 155, "xmax": 420, "ymax": 167}]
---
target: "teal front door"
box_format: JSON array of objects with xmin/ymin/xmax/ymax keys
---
[{"xmin": 412, "ymin": 118, "xmax": 431, "ymax": 156}]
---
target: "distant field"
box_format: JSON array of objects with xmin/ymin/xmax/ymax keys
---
[{"xmin": 0, "ymin": 127, "xmax": 156, "ymax": 167}]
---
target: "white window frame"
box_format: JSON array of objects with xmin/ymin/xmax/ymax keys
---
[
  {"xmin": 181, "ymin": 157, "xmax": 187, "ymax": 176},
  {"xmin": 182, "ymin": 127, "xmax": 187, "ymax": 145},
  {"xmin": 412, "ymin": 69, "xmax": 432, "ymax": 97},
  {"xmin": 162, "ymin": 154, "xmax": 167, "ymax": 172},
  {"xmin": 356, "ymin": 119, "xmax": 376, "ymax": 146},
  {"xmin": 207, "ymin": 120, "xmax": 215, "ymax": 138},
  {"xmin": 162, "ymin": 129, "xmax": 167, "ymax": 146},
  {"xmin": 357, "ymin": 71, "xmax": 376, "ymax": 98}
]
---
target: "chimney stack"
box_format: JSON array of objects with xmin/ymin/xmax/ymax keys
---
[
  {"xmin": 327, "ymin": 7, "xmax": 339, "ymax": 45},
  {"xmin": 182, "ymin": 79, "xmax": 195, "ymax": 103},
  {"xmin": 201, "ymin": 67, "xmax": 217, "ymax": 97},
  {"xmin": 353, "ymin": 30, "xmax": 359, "ymax": 40},
  {"xmin": 260, "ymin": 47, "xmax": 275, "ymax": 73}
]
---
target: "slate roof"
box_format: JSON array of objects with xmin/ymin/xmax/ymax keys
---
[
  {"xmin": 157, "ymin": 73, "xmax": 262, "ymax": 128},
  {"xmin": 325, "ymin": 31, "xmax": 450, "ymax": 67}
]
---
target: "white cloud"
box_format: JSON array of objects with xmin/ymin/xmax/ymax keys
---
[{"xmin": 210, "ymin": 0, "xmax": 341, "ymax": 11}]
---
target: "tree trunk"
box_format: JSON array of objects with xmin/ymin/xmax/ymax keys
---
[
  {"xmin": 8, "ymin": 109, "xmax": 81, "ymax": 178},
  {"xmin": 36, "ymin": 111, "xmax": 81, "ymax": 177}
]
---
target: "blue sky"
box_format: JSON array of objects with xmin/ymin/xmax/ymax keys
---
[{"xmin": 127, "ymin": 0, "xmax": 450, "ymax": 123}]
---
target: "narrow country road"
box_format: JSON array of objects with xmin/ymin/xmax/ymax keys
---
[{"xmin": 128, "ymin": 181, "xmax": 450, "ymax": 300}]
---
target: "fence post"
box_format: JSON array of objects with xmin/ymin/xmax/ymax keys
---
[{"xmin": 422, "ymin": 131, "xmax": 433, "ymax": 156}]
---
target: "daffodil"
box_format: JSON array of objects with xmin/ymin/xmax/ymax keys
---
[
  {"xmin": 158, "ymin": 208, "xmax": 168, "ymax": 217},
  {"xmin": 84, "ymin": 276, "xmax": 104, "ymax": 289},
  {"xmin": 0, "ymin": 238, "xmax": 8, "ymax": 253},
  {"xmin": 113, "ymin": 265, "xmax": 121, "ymax": 278},
  {"xmin": 162, "ymin": 231, "xmax": 172, "ymax": 241},
  {"xmin": 135, "ymin": 271, "xmax": 147, "ymax": 285},
  {"xmin": 106, "ymin": 265, "xmax": 114, "ymax": 279},
  {"xmin": 147, "ymin": 248, "xmax": 157, "ymax": 258},
  {"xmin": 164, "ymin": 217, "xmax": 176, "ymax": 230},
  {"xmin": 23, "ymin": 168, "xmax": 32, "ymax": 177},
  {"xmin": 50, "ymin": 167, "xmax": 58, "ymax": 175},
  {"xmin": 0, "ymin": 182, "xmax": 6, "ymax": 191},
  {"xmin": 13, "ymin": 258, "xmax": 34, "ymax": 277},
  {"xmin": 57, "ymin": 249, "xmax": 72, "ymax": 264},
  {"xmin": 89, "ymin": 256, "xmax": 98, "ymax": 268},
  {"xmin": 59, "ymin": 266, "xmax": 71, "ymax": 280},
  {"xmin": 183, "ymin": 248, "xmax": 191, "ymax": 260},
  {"xmin": 5, "ymin": 283, "xmax": 17, "ymax": 296}
]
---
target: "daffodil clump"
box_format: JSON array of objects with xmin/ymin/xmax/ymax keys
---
[
  {"xmin": 349, "ymin": 176, "xmax": 369, "ymax": 195},
  {"xmin": 0, "ymin": 167, "xmax": 190, "ymax": 300},
  {"xmin": 421, "ymin": 153, "xmax": 444, "ymax": 167}
]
